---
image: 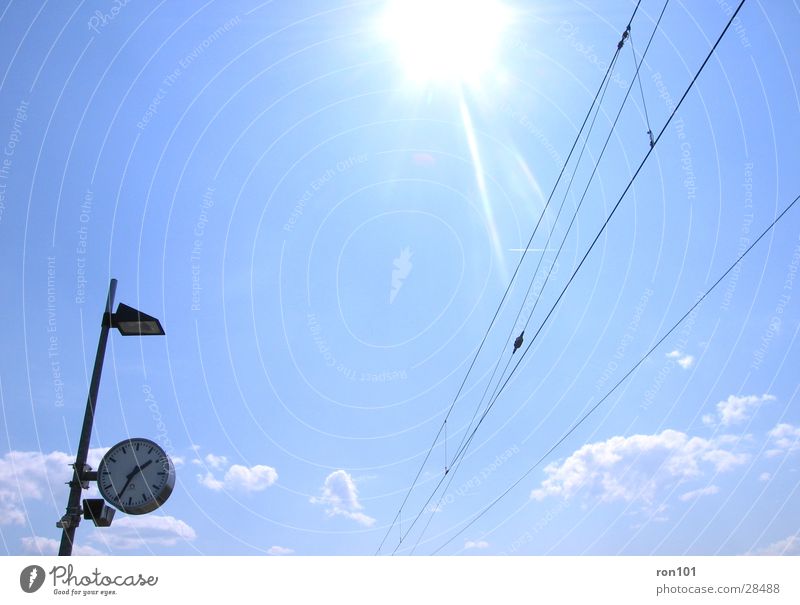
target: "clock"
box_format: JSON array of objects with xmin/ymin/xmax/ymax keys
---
[{"xmin": 97, "ymin": 438, "xmax": 176, "ymax": 515}]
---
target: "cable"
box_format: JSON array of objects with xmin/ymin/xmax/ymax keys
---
[
  {"xmin": 446, "ymin": 0, "xmax": 671, "ymax": 476},
  {"xmin": 374, "ymin": 1, "xmax": 644, "ymax": 555},
  {"xmin": 396, "ymin": 0, "xmax": 671, "ymax": 554},
  {"xmin": 385, "ymin": 21, "xmax": 634, "ymax": 557},
  {"xmin": 454, "ymin": 0, "xmax": 748, "ymax": 481},
  {"xmin": 629, "ymin": 29, "xmax": 655, "ymax": 147},
  {"xmin": 431, "ymin": 188, "xmax": 799, "ymax": 555}
]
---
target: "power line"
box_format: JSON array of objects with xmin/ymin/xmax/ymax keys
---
[
  {"xmin": 431, "ymin": 188, "xmax": 798, "ymax": 555},
  {"xmin": 392, "ymin": 0, "xmax": 669, "ymax": 554},
  {"xmin": 435, "ymin": 0, "xmax": 671, "ymax": 497},
  {"xmin": 450, "ymin": 0, "xmax": 748, "ymax": 485},
  {"xmin": 396, "ymin": 0, "xmax": 670, "ymax": 553},
  {"xmin": 374, "ymin": 0, "xmax": 644, "ymax": 555}
]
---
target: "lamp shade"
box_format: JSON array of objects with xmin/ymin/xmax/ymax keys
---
[{"xmin": 111, "ymin": 303, "xmax": 165, "ymax": 336}]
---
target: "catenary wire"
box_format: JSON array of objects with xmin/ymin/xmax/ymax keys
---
[
  {"xmin": 430, "ymin": 188, "xmax": 798, "ymax": 554},
  {"xmin": 374, "ymin": 0, "xmax": 644, "ymax": 555},
  {"xmin": 426, "ymin": 0, "xmax": 752, "ymax": 554}
]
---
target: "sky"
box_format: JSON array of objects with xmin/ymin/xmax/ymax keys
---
[{"xmin": 0, "ymin": 0, "xmax": 799, "ymax": 557}]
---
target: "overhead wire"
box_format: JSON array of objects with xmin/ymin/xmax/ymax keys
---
[
  {"xmin": 374, "ymin": 0, "xmax": 645, "ymax": 555},
  {"xmin": 434, "ymin": 0, "xmax": 671, "ymax": 499},
  {"xmin": 629, "ymin": 30, "xmax": 656, "ymax": 147},
  {"xmin": 392, "ymin": 2, "xmax": 665, "ymax": 553},
  {"xmin": 431, "ymin": 189, "xmax": 798, "ymax": 555},
  {"xmin": 426, "ymin": 0, "xmax": 751, "ymax": 555}
]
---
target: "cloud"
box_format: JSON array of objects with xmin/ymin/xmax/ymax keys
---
[
  {"xmin": 197, "ymin": 457, "xmax": 278, "ymax": 493},
  {"xmin": 667, "ymin": 350, "xmax": 694, "ymax": 369},
  {"xmin": 21, "ymin": 535, "xmax": 103, "ymax": 556},
  {"xmin": 531, "ymin": 430, "xmax": 748, "ymax": 507},
  {"xmin": 224, "ymin": 465, "xmax": 278, "ymax": 492},
  {"xmin": 464, "ymin": 540, "xmax": 489, "ymax": 550},
  {"xmin": 0, "ymin": 449, "xmax": 105, "ymax": 526},
  {"xmin": 766, "ymin": 423, "xmax": 800, "ymax": 457},
  {"xmin": 704, "ymin": 394, "xmax": 775, "ymax": 427},
  {"xmin": 752, "ymin": 534, "xmax": 800, "ymax": 556},
  {"xmin": 204, "ymin": 454, "xmax": 228, "ymax": 469},
  {"xmin": 88, "ymin": 515, "xmax": 197, "ymax": 550},
  {"xmin": 758, "ymin": 472, "xmax": 771, "ymax": 482},
  {"xmin": 197, "ymin": 472, "xmax": 225, "ymax": 491},
  {"xmin": 679, "ymin": 485, "xmax": 719, "ymax": 501},
  {"xmin": 311, "ymin": 470, "xmax": 375, "ymax": 527},
  {"xmin": 267, "ymin": 545, "xmax": 294, "ymax": 555}
]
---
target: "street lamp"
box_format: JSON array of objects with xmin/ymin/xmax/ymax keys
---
[{"xmin": 57, "ymin": 278, "xmax": 165, "ymax": 556}]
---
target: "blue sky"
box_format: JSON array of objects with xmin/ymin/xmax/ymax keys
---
[{"xmin": 1, "ymin": 0, "xmax": 799, "ymax": 556}]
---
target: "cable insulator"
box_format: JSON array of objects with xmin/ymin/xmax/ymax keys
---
[{"xmin": 513, "ymin": 331, "xmax": 524, "ymax": 353}]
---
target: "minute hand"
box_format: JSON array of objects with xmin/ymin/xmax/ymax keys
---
[{"xmin": 118, "ymin": 460, "xmax": 154, "ymax": 496}]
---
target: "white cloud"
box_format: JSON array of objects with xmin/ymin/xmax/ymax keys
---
[
  {"xmin": 713, "ymin": 394, "xmax": 775, "ymax": 426},
  {"xmin": 311, "ymin": 470, "xmax": 375, "ymax": 527},
  {"xmin": 752, "ymin": 534, "xmax": 800, "ymax": 555},
  {"xmin": 531, "ymin": 430, "xmax": 748, "ymax": 507},
  {"xmin": 758, "ymin": 472, "xmax": 771, "ymax": 482},
  {"xmin": 766, "ymin": 423, "xmax": 800, "ymax": 457},
  {"xmin": 667, "ymin": 350, "xmax": 694, "ymax": 369},
  {"xmin": 464, "ymin": 540, "xmax": 489, "ymax": 550},
  {"xmin": 679, "ymin": 485, "xmax": 719, "ymax": 501},
  {"xmin": 197, "ymin": 459, "xmax": 278, "ymax": 492},
  {"xmin": 224, "ymin": 465, "xmax": 278, "ymax": 492},
  {"xmin": 21, "ymin": 535, "xmax": 103, "ymax": 556},
  {"xmin": 197, "ymin": 472, "xmax": 225, "ymax": 491},
  {"xmin": 88, "ymin": 515, "xmax": 197, "ymax": 550},
  {"xmin": 0, "ymin": 449, "xmax": 105, "ymax": 526},
  {"xmin": 267, "ymin": 545, "xmax": 294, "ymax": 555},
  {"xmin": 204, "ymin": 454, "xmax": 228, "ymax": 469}
]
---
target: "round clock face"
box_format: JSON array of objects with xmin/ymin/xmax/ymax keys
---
[{"xmin": 97, "ymin": 438, "xmax": 176, "ymax": 515}]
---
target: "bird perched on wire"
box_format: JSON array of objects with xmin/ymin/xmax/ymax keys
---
[{"xmin": 513, "ymin": 331, "xmax": 524, "ymax": 354}]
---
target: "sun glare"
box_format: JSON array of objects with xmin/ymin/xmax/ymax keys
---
[{"xmin": 380, "ymin": 0, "xmax": 512, "ymax": 86}]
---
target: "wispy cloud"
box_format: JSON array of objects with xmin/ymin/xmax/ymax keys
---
[
  {"xmin": 267, "ymin": 545, "xmax": 294, "ymax": 555},
  {"xmin": 88, "ymin": 515, "xmax": 197, "ymax": 550},
  {"xmin": 464, "ymin": 539, "xmax": 489, "ymax": 550},
  {"xmin": 703, "ymin": 394, "xmax": 775, "ymax": 427},
  {"xmin": 766, "ymin": 423, "xmax": 800, "ymax": 457},
  {"xmin": 679, "ymin": 485, "xmax": 719, "ymax": 501},
  {"xmin": 666, "ymin": 350, "xmax": 694, "ymax": 369},
  {"xmin": 751, "ymin": 534, "xmax": 800, "ymax": 555},
  {"xmin": 311, "ymin": 470, "xmax": 375, "ymax": 527},
  {"xmin": 21, "ymin": 535, "xmax": 103, "ymax": 556}
]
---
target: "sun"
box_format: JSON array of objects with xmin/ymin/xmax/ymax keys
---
[{"xmin": 380, "ymin": 0, "xmax": 512, "ymax": 86}]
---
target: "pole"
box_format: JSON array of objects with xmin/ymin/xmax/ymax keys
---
[{"xmin": 58, "ymin": 278, "xmax": 117, "ymax": 556}]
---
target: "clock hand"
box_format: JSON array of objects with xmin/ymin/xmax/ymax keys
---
[
  {"xmin": 116, "ymin": 459, "xmax": 155, "ymax": 498},
  {"xmin": 116, "ymin": 467, "xmax": 139, "ymax": 498}
]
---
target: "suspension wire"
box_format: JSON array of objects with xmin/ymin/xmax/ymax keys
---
[
  {"xmin": 444, "ymin": 420, "xmax": 448, "ymax": 474},
  {"xmin": 392, "ymin": 6, "xmax": 659, "ymax": 554},
  {"xmin": 629, "ymin": 29, "xmax": 655, "ymax": 147},
  {"xmin": 510, "ymin": 0, "xmax": 669, "ymax": 348},
  {"xmin": 432, "ymin": 190, "xmax": 798, "ymax": 555},
  {"xmin": 374, "ymin": 1, "xmax": 644, "ymax": 556},
  {"xmin": 428, "ymin": 0, "xmax": 751, "ymax": 555},
  {"xmin": 442, "ymin": 63, "xmax": 619, "ymax": 484}
]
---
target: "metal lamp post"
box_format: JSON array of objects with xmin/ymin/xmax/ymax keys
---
[{"xmin": 57, "ymin": 278, "xmax": 165, "ymax": 556}]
